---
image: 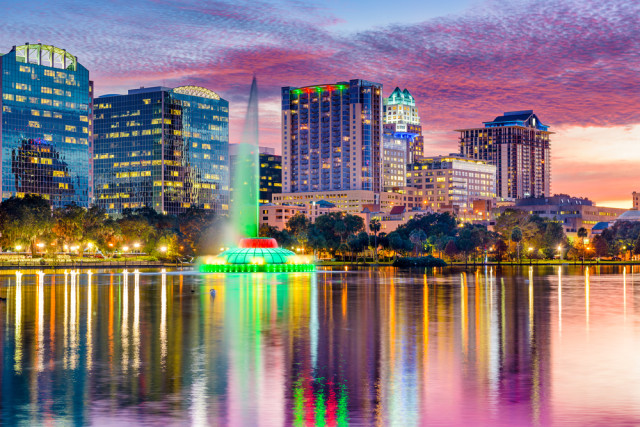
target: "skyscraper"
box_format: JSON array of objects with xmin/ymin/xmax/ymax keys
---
[
  {"xmin": 230, "ymin": 145, "xmax": 282, "ymax": 205},
  {"xmin": 0, "ymin": 43, "xmax": 92, "ymax": 207},
  {"xmin": 281, "ymin": 79, "xmax": 383, "ymax": 194},
  {"xmin": 93, "ymin": 86, "xmax": 229, "ymax": 216},
  {"xmin": 383, "ymin": 87, "xmax": 424, "ymax": 162},
  {"xmin": 457, "ymin": 110, "xmax": 551, "ymax": 199}
]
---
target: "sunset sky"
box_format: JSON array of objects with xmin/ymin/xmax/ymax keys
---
[{"xmin": 3, "ymin": 0, "xmax": 638, "ymax": 207}]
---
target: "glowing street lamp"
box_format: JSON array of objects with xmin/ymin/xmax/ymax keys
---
[
  {"xmin": 160, "ymin": 246, "xmax": 167, "ymax": 253},
  {"xmin": 15, "ymin": 245, "xmax": 22, "ymax": 252},
  {"xmin": 123, "ymin": 246, "xmax": 129, "ymax": 252}
]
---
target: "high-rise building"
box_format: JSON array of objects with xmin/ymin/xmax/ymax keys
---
[
  {"xmin": 383, "ymin": 87, "xmax": 424, "ymax": 162},
  {"xmin": 93, "ymin": 86, "xmax": 229, "ymax": 216},
  {"xmin": 633, "ymin": 191, "xmax": 639, "ymax": 210},
  {"xmin": 382, "ymin": 131, "xmax": 407, "ymax": 189},
  {"xmin": 281, "ymin": 79, "xmax": 383, "ymax": 194},
  {"xmin": 457, "ymin": 110, "xmax": 551, "ymax": 200},
  {"xmin": 407, "ymin": 154, "xmax": 496, "ymax": 220},
  {"xmin": 0, "ymin": 43, "xmax": 92, "ymax": 207},
  {"xmin": 230, "ymin": 145, "xmax": 282, "ymax": 205}
]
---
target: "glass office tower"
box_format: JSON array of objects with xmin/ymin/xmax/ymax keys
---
[
  {"xmin": 0, "ymin": 43, "xmax": 92, "ymax": 207},
  {"xmin": 93, "ymin": 86, "xmax": 229, "ymax": 216}
]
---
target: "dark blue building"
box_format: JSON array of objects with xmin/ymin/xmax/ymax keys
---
[
  {"xmin": 0, "ymin": 43, "xmax": 92, "ymax": 207},
  {"xmin": 93, "ymin": 86, "xmax": 229, "ymax": 216}
]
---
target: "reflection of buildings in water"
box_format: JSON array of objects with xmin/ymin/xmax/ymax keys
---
[
  {"xmin": 11, "ymin": 138, "xmax": 76, "ymax": 200},
  {"xmin": 0, "ymin": 268, "xmax": 560, "ymax": 425}
]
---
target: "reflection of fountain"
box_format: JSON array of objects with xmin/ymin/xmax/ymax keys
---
[{"xmin": 200, "ymin": 77, "xmax": 314, "ymax": 273}]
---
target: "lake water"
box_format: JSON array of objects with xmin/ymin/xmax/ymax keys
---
[{"xmin": 1, "ymin": 266, "xmax": 640, "ymax": 426}]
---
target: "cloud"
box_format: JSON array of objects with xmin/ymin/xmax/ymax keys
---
[{"xmin": 1, "ymin": 0, "xmax": 638, "ymax": 205}]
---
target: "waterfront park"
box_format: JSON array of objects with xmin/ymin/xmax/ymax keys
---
[{"xmin": 1, "ymin": 82, "xmax": 640, "ymax": 425}]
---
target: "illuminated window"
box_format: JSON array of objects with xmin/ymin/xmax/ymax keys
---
[
  {"xmin": 28, "ymin": 121, "xmax": 40, "ymax": 128},
  {"xmin": 65, "ymin": 125, "xmax": 76, "ymax": 132}
]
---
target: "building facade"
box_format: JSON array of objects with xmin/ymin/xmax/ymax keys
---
[
  {"xmin": 383, "ymin": 87, "xmax": 424, "ymax": 162},
  {"xmin": 93, "ymin": 86, "xmax": 229, "ymax": 216},
  {"xmin": 230, "ymin": 145, "xmax": 281, "ymax": 205},
  {"xmin": 457, "ymin": 110, "xmax": 551, "ymax": 199},
  {"xmin": 498, "ymin": 195, "xmax": 626, "ymax": 235},
  {"xmin": 281, "ymin": 80, "xmax": 383, "ymax": 194},
  {"xmin": 260, "ymin": 200, "xmax": 340, "ymax": 230},
  {"xmin": 1, "ymin": 43, "xmax": 92, "ymax": 207},
  {"xmin": 407, "ymin": 154, "xmax": 496, "ymax": 220},
  {"xmin": 633, "ymin": 191, "xmax": 639, "ymax": 210},
  {"xmin": 382, "ymin": 132, "xmax": 407, "ymax": 190},
  {"xmin": 273, "ymin": 190, "xmax": 377, "ymax": 214}
]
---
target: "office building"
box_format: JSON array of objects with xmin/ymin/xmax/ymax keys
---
[
  {"xmin": 457, "ymin": 110, "xmax": 551, "ymax": 199},
  {"xmin": 230, "ymin": 145, "xmax": 281, "ymax": 205},
  {"xmin": 93, "ymin": 86, "xmax": 229, "ymax": 216},
  {"xmin": 382, "ymin": 131, "xmax": 407, "ymax": 189},
  {"xmin": 281, "ymin": 79, "xmax": 383, "ymax": 194},
  {"xmin": 383, "ymin": 87, "xmax": 424, "ymax": 162},
  {"xmin": 498, "ymin": 195, "xmax": 626, "ymax": 235},
  {"xmin": 407, "ymin": 154, "xmax": 496, "ymax": 220},
  {"xmin": 0, "ymin": 43, "xmax": 92, "ymax": 207}
]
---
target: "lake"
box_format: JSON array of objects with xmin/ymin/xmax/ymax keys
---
[{"xmin": 1, "ymin": 265, "xmax": 639, "ymax": 426}]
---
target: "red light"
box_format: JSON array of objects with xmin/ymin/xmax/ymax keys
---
[{"xmin": 239, "ymin": 238, "xmax": 278, "ymax": 249}]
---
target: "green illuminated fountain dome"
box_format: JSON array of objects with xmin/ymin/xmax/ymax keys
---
[{"xmin": 200, "ymin": 238, "xmax": 315, "ymax": 273}]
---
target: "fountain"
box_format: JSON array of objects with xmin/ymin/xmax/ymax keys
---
[{"xmin": 199, "ymin": 77, "xmax": 314, "ymax": 273}]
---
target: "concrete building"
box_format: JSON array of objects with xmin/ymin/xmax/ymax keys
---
[
  {"xmin": 633, "ymin": 191, "xmax": 639, "ymax": 210},
  {"xmin": 382, "ymin": 132, "xmax": 407, "ymax": 189},
  {"xmin": 383, "ymin": 87, "xmax": 424, "ymax": 162},
  {"xmin": 1, "ymin": 43, "xmax": 93, "ymax": 207},
  {"xmin": 273, "ymin": 190, "xmax": 377, "ymax": 214},
  {"xmin": 358, "ymin": 205, "xmax": 432, "ymax": 233},
  {"xmin": 230, "ymin": 145, "xmax": 282, "ymax": 204},
  {"xmin": 497, "ymin": 195, "xmax": 626, "ymax": 235},
  {"xmin": 406, "ymin": 154, "xmax": 496, "ymax": 221},
  {"xmin": 281, "ymin": 80, "xmax": 383, "ymax": 194},
  {"xmin": 93, "ymin": 86, "xmax": 229, "ymax": 215},
  {"xmin": 260, "ymin": 200, "xmax": 340, "ymax": 230},
  {"xmin": 457, "ymin": 110, "xmax": 551, "ymax": 199}
]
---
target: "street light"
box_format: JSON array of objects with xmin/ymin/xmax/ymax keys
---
[
  {"xmin": 15, "ymin": 245, "xmax": 22, "ymax": 252},
  {"xmin": 557, "ymin": 245, "xmax": 563, "ymax": 261},
  {"xmin": 528, "ymin": 247, "xmax": 534, "ymax": 265},
  {"xmin": 160, "ymin": 246, "xmax": 167, "ymax": 253}
]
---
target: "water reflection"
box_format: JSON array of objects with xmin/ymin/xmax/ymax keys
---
[{"xmin": 1, "ymin": 266, "xmax": 640, "ymax": 425}]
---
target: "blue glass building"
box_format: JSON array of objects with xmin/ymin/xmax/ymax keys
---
[
  {"xmin": 93, "ymin": 86, "xmax": 229, "ymax": 216},
  {"xmin": 0, "ymin": 43, "xmax": 92, "ymax": 207},
  {"xmin": 281, "ymin": 80, "xmax": 383, "ymax": 193}
]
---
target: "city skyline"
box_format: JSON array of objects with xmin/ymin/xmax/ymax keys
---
[{"xmin": 1, "ymin": 0, "xmax": 638, "ymax": 207}]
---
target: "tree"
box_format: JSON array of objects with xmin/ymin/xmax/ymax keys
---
[
  {"xmin": 286, "ymin": 213, "xmax": 311, "ymax": 251},
  {"xmin": 0, "ymin": 195, "xmax": 53, "ymax": 255},
  {"xmin": 178, "ymin": 208, "xmax": 217, "ymax": 255},
  {"xmin": 592, "ymin": 235, "xmax": 608, "ymax": 257},
  {"xmin": 387, "ymin": 231, "xmax": 409, "ymax": 262},
  {"xmin": 409, "ymin": 229, "xmax": 427, "ymax": 256},
  {"xmin": 494, "ymin": 239, "xmax": 508, "ymax": 262},
  {"xmin": 52, "ymin": 203, "xmax": 85, "ymax": 247},
  {"xmin": 369, "ymin": 218, "xmax": 381, "ymax": 261},
  {"xmin": 444, "ymin": 240, "xmax": 459, "ymax": 260},
  {"xmin": 511, "ymin": 226, "xmax": 523, "ymax": 260}
]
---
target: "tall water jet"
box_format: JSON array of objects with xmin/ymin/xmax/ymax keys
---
[
  {"xmin": 199, "ymin": 77, "xmax": 314, "ymax": 273},
  {"xmin": 231, "ymin": 76, "xmax": 260, "ymax": 239}
]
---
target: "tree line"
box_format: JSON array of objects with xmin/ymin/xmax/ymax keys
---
[{"xmin": 0, "ymin": 195, "xmax": 222, "ymax": 258}]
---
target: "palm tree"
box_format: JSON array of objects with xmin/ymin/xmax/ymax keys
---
[
  {"xmin": 369, "ymin": 218, "xmax": 381, "ymax": 262},
  {"xmin": 577, "ymin": 227, "xmax": 588, "ymax": 262},
  {"xmin": 511, "ymin": 226, "xmax": 523, "ymax": 261}
]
